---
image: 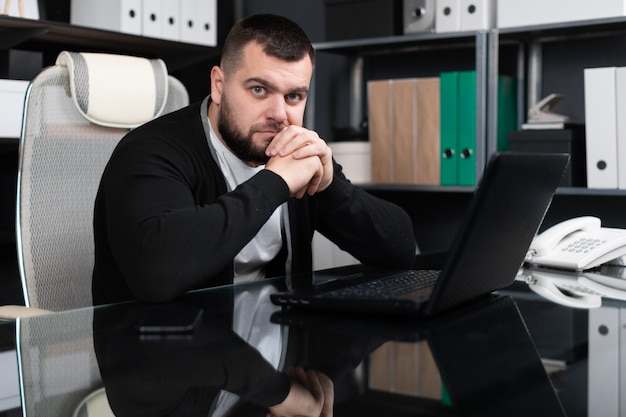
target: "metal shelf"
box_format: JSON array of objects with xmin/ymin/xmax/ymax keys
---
[
  {"xmin": 0, "ymin": 15, "xmax": 220, "ymax": 71},
  {"xmin": 313, "ymin": 30, "xmax": 479, "ymax": 55},
  {"xmin": 497, "ymin": 16, "xmax": 626, "ymax": 39}
]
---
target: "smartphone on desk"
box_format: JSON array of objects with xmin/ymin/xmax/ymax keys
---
[{"xmin": 136, "ymin": 305, "xmax": 203, "ymax": 337}]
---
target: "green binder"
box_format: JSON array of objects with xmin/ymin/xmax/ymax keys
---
[
  {"xmin": 457, "ymin": 71, "xmax": 477, "ymax": 186},
  {"xmin": 497, "ymin": 75, "xmax": 517, "ymax": 152},
  {"xmin": 440, "ymin": 71, "xmax": 516, "ymax": 186},
  {"xmin": 440, "ymin": 71, "xmax": 459, "ymax": 186}
]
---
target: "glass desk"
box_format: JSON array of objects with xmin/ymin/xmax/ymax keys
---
[{"xmin": 1, "ymin": 265, "xmax": 626, "ymax": 417}]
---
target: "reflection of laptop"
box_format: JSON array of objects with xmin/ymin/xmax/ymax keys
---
[
  {"xmin": 273, "ymin": 295, "xmax": 566, "ymax": 417},
  {"xmin": 271, "ymin": 152, "xmax": 569, "ymax": 317}
]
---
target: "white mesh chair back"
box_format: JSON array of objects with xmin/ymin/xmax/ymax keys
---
[
  {"xmin": 16, "ymin": 51, "xmax": 189, "ymax": 311},
  {"xmin": 16, "ymin": 310, "xmax": 104, "ymax": 417}
]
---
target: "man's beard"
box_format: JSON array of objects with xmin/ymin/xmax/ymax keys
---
[{"xmin": 217, "ymin": 94, "xmax": 284, "ymax": 166}]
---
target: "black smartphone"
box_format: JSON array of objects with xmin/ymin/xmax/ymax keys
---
[{"xmin": 136, "ymin": 305, "xmax": 204, "ymax": 335}]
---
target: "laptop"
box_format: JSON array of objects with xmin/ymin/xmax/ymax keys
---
[
  {"xmin": 272, "ymin": 295, "xmax": 566, "ymax": 417},
  {"xmin": 270, "ymin": 152, "xmax": 569, "ymax": 317}
]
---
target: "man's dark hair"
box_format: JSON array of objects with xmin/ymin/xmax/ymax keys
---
[{"xmin": 220, "ymin": 14, "xmax": 315, "ymax": 75}]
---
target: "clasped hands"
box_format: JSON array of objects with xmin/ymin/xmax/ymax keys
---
[
  {"xmin": 268, "ymin": 367, "xmax": 334, "ymax": 417},
  {"xmin": 265, "ymin": 126, "xmax": 333, "ymax": 199}
]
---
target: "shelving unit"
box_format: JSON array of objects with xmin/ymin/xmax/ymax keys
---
[
  {"xmin": 0, "ymin": 15, "xmax": 220, "ymax": 71},
  {"xmin": 312, "ymin": 17, "xmax": 626, "ymax": 249},
  {"xmin": 494, "ymin": 17, "xmax": 626, "ymax": 230},
  {"xmin": 311, "ymin": 29, "xmax": 491, "ymax": 183}
]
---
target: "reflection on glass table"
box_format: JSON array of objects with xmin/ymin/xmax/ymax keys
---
[
  {"xmin": 10, "ymin": 276, "xmax": 568, "ymax": 417},
  {"xmin": 518, "ymin": 264, "xmax": 626, "ymax": 309}
]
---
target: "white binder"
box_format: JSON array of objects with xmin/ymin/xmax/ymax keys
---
[
  {"xmin": 0, "ymin": 79, "xmax": 28, "ymax": 138},
  {"xmin": 197, "ymin": 0, "xmax": 218, "ymax": 46},
  {"xmin": 179, "ymin": 0, "xmax": 199, "ymax": 44},
  {"xmin": 435, "ymin": 0, "xmax": 460, "ymax": 32},
  {"xmin": 617, "ymin": 67, "xmax": 626, "ymax": 189},
  {"xmin": 587, "ymin": 307, "xmax": 624, "ymax": 417},
  {"xmin": 70, "ymin": 0, "xmax": 142, "ymax": 35},
  {"xmin": 161, "ymin": 0, "xmax": 181, "ymax": 41},
  {"xmin": 584, "ymin": 67, "xmax": 619, "ymax": 189},
  {"xmin": 71, "ymin": 0, "xmax": 141, "ymax": 35},
  {"xmin": 142, "ymin": 0, "xmax": 162, "ymax": 39},
  {"xmin": 459, "ymin": 0, "xmax": 496, "ymax": 31}
]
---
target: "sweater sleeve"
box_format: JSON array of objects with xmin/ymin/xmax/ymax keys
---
[{"xmin": 313, "ymin": 160, "xmax": 417, "ymax": 269}]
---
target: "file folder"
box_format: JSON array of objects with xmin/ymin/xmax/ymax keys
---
[
  {"xmin": 179, "ymin": 0, "xmax": 197, "ymax": 44},
  {"xmin": 161, "ymin": 0, "xmax": 181, "ymax": 41},
  {"xmin": 198, "ymin": 0, "xmax": 218, "ymax": 47},
  {"xmin": 142, "ymin": 0, "xmax": 162, "ymax": 39},
  {"xmin": 415, "ymin": 78, "xmax": 441, "ymax": 185},
  {"xmin": 440, "ymin": 71, "xmax": 515, "ymax": 186},
  {"xmin": 440, "ymin": 71, "xmax": 459, "ymax": 185},
  {"xmin": 439, "ymin": 71, "xmax": 476, "ymax": 186},
  {"xmin": 584, "ymin": 67, "xmax": 619, "ymax": 189},
  {"xmin": 459, "ymin": 0, "xmax": 496, "ymax": 31},
  {"xmin": 435, "ymin": 0, "xmax": 460, "ymax": 32},
  {"xmin": 587, "ymin": 307, "xmax": 621, "ymax": 416},
  {"xmin": 617, "ymin": 67, "xmax": 626, "ymax": 189},
  {"xmin": 368, "ymin": 78, "xmax": 440, "ymax": 185},
  {"xmin": 497, "ymin": 75, "xmax": 517, "ymax": 152},
  {"xmin": 392, "ymin": 78, "xmax": 440, "ymax": 184},
  {"xmin": 368, "ymin": 79, "xmax": 393, "ymax": 183},
  {"xmin": 178, "ymin": 0, "xmax": 217, "ymax": 46},
  {"xmin": 0, "ymin": 79, "xmax": 29, "ymax": 138},
  {"xmin": 70, "ymin": 0, "xmax": 142, "ymax": 35},
  {"xmin": 392, "ymin": 79, "xmax": 418, "ymax": 183},
  {"xmin": 457, "ymin": 71, "xmax": 476, "ymax": 186}
]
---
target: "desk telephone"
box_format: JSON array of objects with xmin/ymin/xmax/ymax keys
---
[
  {"xmin": 518, "ymin": 265, "xmax": 626, "ymax": 309},
  {"xmin": 526, "ymin": 216, "xmax": 626, "ymax": 271}
]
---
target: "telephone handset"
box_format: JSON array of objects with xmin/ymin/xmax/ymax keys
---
[
  {"xmin": 526, "ymin": 216, "xmax": 626, "ymax": 270},
  {"xmin": 516, "ymin": 269, "xmax": 602, "ymax": 309},
  {"xmin": 518, "ymin": 265, "xmax": 626, "ymax": 308}
]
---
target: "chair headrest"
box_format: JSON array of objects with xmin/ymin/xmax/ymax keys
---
[{"xmin": 56, "ymin": 51, "xmax": 169, "ymax": 129}]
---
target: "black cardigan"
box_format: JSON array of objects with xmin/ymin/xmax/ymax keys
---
[{"xmin": 92, "ymin": 99, "xmax": 416, "ymax": 305}]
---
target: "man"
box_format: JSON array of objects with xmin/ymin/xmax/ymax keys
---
[{"xmin": 92, "ymin": 14, "xmax": 416, "ymax": 305}]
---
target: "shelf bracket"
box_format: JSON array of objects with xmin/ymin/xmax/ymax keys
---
[{"xmin": 0, "ymin": 26, "xmax": 49, "ymax": 49}]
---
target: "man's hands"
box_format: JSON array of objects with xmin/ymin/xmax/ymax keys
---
[
  {"xmin": 268, "ymin": 367, "xmax": 334, "ymax": 417},
  {"xmin": 265, "ymin": 126, "xmax": 334, "ymax": 199}
]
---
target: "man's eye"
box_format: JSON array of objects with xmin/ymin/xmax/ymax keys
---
[
  {"xmin": 286, "ymin": 93, "xmax": 303, "ymax": 102},
  {"xmin": 252, "ymin": 86, "xmax": 265, "ymax": 95}
]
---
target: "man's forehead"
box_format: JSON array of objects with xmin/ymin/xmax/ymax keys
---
[
  {"xmin": 235, "ymin": 42, "xmax": 313, "ymax": 85},
  {"xmin": 240, "ymin": 42, "xmax": 312, "ymax": 70}
]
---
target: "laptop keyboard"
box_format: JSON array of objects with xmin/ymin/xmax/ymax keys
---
[{"xmin": 323, "ymin": 269, "xmax": 440, "ymax": 299}]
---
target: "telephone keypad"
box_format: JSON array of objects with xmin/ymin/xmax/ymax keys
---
[{"xmin": 562, "ymin": 238, "xmax": 606, "ymax": 253}]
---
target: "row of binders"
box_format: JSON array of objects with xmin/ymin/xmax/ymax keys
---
[
  {"xmin": 367, "ymin": 71, "xmax": 516, "ymax": 186},
  {"xmin": 70, "ymin": 0, "xmax": 217, "ymax": 46},
  {"xmin": 585, "ymin": 66, "xmax": 626, "ymax": 189}
]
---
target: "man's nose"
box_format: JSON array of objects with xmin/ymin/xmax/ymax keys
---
[{"xmin": 266, "ymin": 95, "xmax": 288, "ymax": 122}]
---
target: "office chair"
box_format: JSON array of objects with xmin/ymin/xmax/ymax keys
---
[
  {"xmin": 0, "ymin": 51, "xmax": 189, "ymax": 318},
  {"xmin": 16, "ymin": 309, "xmax": 109, "ymax": 417}
]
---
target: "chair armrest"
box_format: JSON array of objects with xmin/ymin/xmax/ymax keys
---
[{"xmin": 0, "ymin": 305, "xmax": 52, "ymax": 319}]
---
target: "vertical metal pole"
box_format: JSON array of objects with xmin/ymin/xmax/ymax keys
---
[
  {"xmin": 350, "ymin": 56, "xmax": 364, "ymax": 129},
  {"xmin": 528, "ymin": 40, "xmax": 543, "ymax": 114},
  {"xmin": 475, "ymin": 30, "xmax": 489, "ymax": 182}
]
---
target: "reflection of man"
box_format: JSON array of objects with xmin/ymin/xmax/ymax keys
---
[
  {"xmin": 92, "ymin": 14, "xmax": 416, "ymax": 306},
  {"xmin": 93, "ymin": 297, "xmax": 334, "ymax": 417}
]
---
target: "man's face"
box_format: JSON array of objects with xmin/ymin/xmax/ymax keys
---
[{"xmin": 212, "ymin": 41, "xmax": 313, "ymax": 166}]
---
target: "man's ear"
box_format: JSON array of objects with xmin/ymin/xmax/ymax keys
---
[{"xmin": 210, "ymin": 66, "xmax": 224, "ymax": 104}]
